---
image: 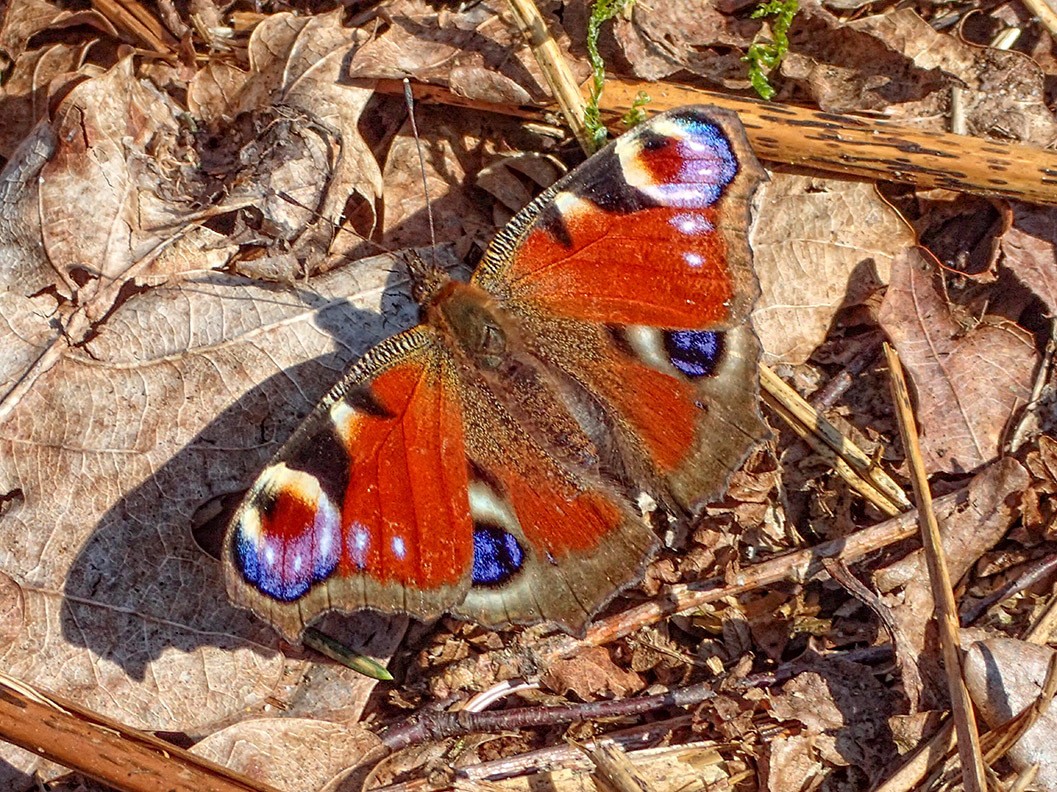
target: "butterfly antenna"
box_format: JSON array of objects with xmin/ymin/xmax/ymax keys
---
[
  {"xmin": 404, "ymin": 79, "xmax": 438, "ymax": 257},
  {"xmin": 400, "ymin": 79, "xmax": 447, "ymax": 303}
]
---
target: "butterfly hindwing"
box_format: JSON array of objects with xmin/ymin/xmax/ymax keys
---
[{"xmin": 450, "ymin": 359, "xmax": 657, "ymax": 630}]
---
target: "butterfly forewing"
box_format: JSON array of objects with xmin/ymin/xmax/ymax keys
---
[
  {"xmin": 474, "ymin": 106, "xmax": 761, "ymax": 330},
  {"xmin": 225, "ymin": 327, "xmax": 475, "ymax": 640}
]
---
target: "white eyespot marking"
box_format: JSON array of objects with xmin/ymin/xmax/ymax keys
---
[
  {"xmin": 468, "ymin": 481, "xmax": 519, "ymax": 531},
  {"xmin": 315, "ymin": 489, "xmax": 339, "ymax": 542},
  {"xmin": 684, "ymin": 252, "xmax": 704, "ymax": 268},
  {"xmin": 264, "ymin": 544, "xmax": 277, "ymax": 567},
  {"xmin": 671, "ymin": 213, "xmax": 713, "ymax": 235},
  {"xmin": 257, "ymin": 463, "xmax": 322, "ymax": 507},
  {"xmin": 391, "ymin": 536, "xmax": 406, "ymax": 560},
  {"xmin": 615, "ymin": 136, "xmax": 650, "ymax": 190},
  {"xmin": 645, "ymin": 185, "xmax": 705, "ymax": 206},
  {"xmin": 316, "ymin": 516, "xmax": 333, "ymax": 558},
  {"xmin": 350, "ymin": 522, "xmax": 370, "ymax": 568},
  {"xmin": 236, "ymin": 509, "xmax": 262, "ymax": 542},
  {"xmin": 624, "ymin": 325, "xmax": 672, "ymax": 373},
  {"xmin": 646, "ymin": 118, "xmax": 691, "ymax": 141},
  {"xmin": 329, "ymin": 401, "xmax": 356, "ymax": 443},
  {"xmin": 553, "ymin": 190, "xmax": 590, "ymax": 222},
  {"xmin": 292, "ymin": 553, "xmax": 303, "ymax": 573}
]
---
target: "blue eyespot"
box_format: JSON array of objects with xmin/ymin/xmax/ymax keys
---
[
  {"xmin": 665, "ymin": 330, "xmax": 723, "ymax": 378},
  {"xmin": 471, "ymin": 526, "xmax": 525, "ymax": 586},
  {"xmin": 235, "ymin": 485, "xmax": 341, "ymax": 602}
]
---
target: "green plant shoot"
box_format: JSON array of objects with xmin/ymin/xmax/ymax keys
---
[
  {"xmin": 743, "ymin": 0, "xmax": 798, "ymax": 100},
  {"xmin": 585, "ymin": 0, "xmax": 648, "ymax": 150}
]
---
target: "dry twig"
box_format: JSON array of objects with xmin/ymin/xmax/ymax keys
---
[
  {"xmin": 384, "ymin": 77, "xmax": 1057, "ymax": 206},
  {"xmin": 884, "ymin": 343, "xmax": 987, "ymax": 792},
  {"xmin": 0, "ymin": 672, "xmax": 279, "ymax": 792}
]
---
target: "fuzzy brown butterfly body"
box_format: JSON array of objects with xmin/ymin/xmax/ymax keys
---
[{"xmin": 225, "ymin": 106, "xmax": 767, "ymax": 639}]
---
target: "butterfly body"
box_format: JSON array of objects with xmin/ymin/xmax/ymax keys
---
[{"xmin": 226, "ymin": 106, "xmax": 767, "ymax": 639}]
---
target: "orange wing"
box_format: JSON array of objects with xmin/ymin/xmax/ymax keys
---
[
  {"xmin": 474, "ymin": 106, "xmax": 762, "ymax": 331},
  {"xmin": 473, "ymin": 106, "xmax": 767, "ymax": 513},
  {"xmin": 225, "ymin": 327, "xmax": 475, "ymax": 640}
]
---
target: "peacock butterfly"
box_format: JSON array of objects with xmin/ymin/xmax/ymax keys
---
[{"xmin": 224, "ymin": 105, "xmax": 767, "ymax": 640}]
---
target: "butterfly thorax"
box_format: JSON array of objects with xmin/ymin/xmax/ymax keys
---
[
  {"xmin": 426, "ymin": 279, "xmax": 607, "ymax": 473},
  {"xmin": 425, "ymin": 280, "xmax": 516, "ymax": 371}
]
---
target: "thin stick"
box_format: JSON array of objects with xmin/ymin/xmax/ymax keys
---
[
  {"xmin": 0, "ymin": 672, "xmax": 280, "ymax": 792},
  {"xmin": 883, "ymin": 343, "xmax": 987, "ymax": 792},
  {"xmin": 378, "ymin": 78, "xmax": 1057, "ymax": 207},
  {"xmin": 762, "ymin": 386, "xmax": 902, "ymax": 517},
  {"xmin": 504, "ymin": 0, "xmax": 592, "ymax": 152},
  {"xmin": 759, "ymin": 364, "xmax": 911, "ymax": 516},
  {"xmin": 573, "ymin": 484, "xmax": 989, "ymax": 651}
]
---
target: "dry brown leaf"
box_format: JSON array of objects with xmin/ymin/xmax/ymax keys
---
[
  {"xmin": 191, "ymin": 718, "xmax": 382, "ymax": 792},
  {"xmin": 203, "ymin": 10, "xmax": 383, "ymax": 274},
  {"xmin": 914, "ymin": 192, "xmax": 1007, "ymax": 281},
  {"xmin": 751, "ymin": 173, "xmax": 905, "ymax": 365},
  {"xmin": 783, "ymin": 6, "xmax": 1057, "ymax": 145},
  {"xmin": 762, "ymin": 733, "xmax": 825, "ymax": 792},
  {"xmin": 0, "ymin": 42, "xmax": 88, "ymax": 159},
  {"xmin": 1001, "ymin": 204, "xmax": 1057, "ymax": 316},
  {"xmin": 766, "ymin": 659, "xmax": 900, "ymax": 786},
  {"xmin": 346, "ymin": 0, "xmax": 586, "ymax": 104},
  {"xmin": 964, "ymin": 639, "xmax": 1057, "ymax": 791},
  {"xmin": 540, "ymin": 645, "xmax": 644, "ymax": 700},
  {"xmin": 1023, "ymin": 436, "xmax": 1057, "ymax": 532},
  {"xmin": 1, "ymin": 34, "xmax": 396, "ymax": 776},
  {"xmin": 0, "ymin": 260, "xmax": 413, "ymax": 781},
  {"xmin": 879, "ymin": 249, "xmax": 1035, "ymax": 474},
  {"xmin": 476, "ymin": 152, "xmax": 564, "ymax": 228},
  {"xmin": 0, "ymin": 572, "xmax": 23, "ymax": 647},
  {"xmin": 36, "ymin": 58, "xmax": 203, "ymax": 301},
  {"xmin": 187, "ymin": 61, "xmax": 252, "ymax": 124},
  {"xmin": 608, "ymin": 0, "xmax": 759, "ymax": 86}
]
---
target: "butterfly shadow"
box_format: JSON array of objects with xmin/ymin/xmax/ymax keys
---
[{"xmin": 59, "ymin": 266, "xmax": 425, "ymax": 682}]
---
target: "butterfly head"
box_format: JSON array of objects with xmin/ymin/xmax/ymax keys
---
[{"xmin": 404, "ymin": 249, "xmax": 453, "ymax": 306}]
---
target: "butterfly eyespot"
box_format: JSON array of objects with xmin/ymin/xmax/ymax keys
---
[
  {"xmin": 664, "ymin": 330, "xmax": 724, "ymax": 379},
  {"xmin": 471, "ymin": 525, "xmax": 525, "ymax": 586},
  {"xmin": 234, "ymin": 466, "xmax": 341, "ymax": 602}
]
